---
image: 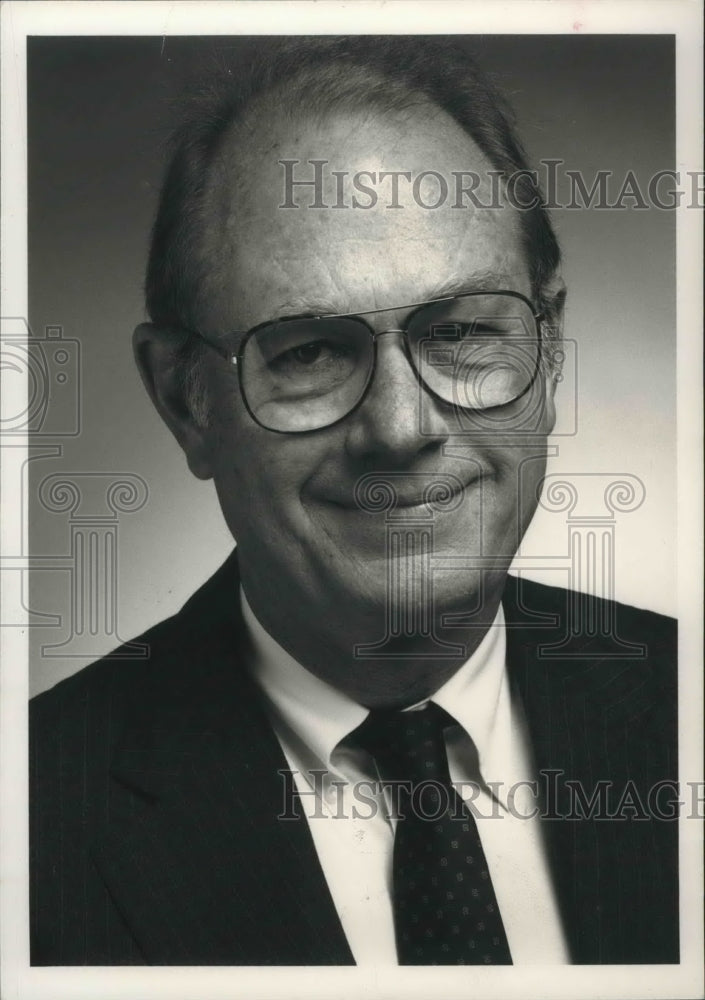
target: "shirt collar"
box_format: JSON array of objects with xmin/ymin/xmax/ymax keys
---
[
  {"xmin": 241, "ymin": 588, "xmax": 507, "ymax": 781},
  {"xmin": 241, "ymin": 591, "xmax": 368, "ymax": 774},
  {"xmin": 431, "ymin": 602, "xmax": 507, "ymax": 780}
]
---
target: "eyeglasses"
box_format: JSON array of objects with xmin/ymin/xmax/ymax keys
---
[{"xmin": 188, "ymin": 290, "xmax": 544, "ymax": 433}]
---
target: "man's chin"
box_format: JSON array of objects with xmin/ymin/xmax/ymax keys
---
[{"xmin": 313, "ymin": 557, "xmax": 508, "ymax": 631}]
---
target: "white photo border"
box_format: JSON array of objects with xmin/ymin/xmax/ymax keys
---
[{"xmin": 1, "ymin": 3, "xmax": 702, "ymax": 999}]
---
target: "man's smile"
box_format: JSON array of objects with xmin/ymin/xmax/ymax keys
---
[{"xmin": 316, "ymin": 472, "xmax": 485, "ymax": 513}]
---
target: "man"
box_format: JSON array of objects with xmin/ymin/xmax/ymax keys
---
[{"xmin": 30, "ymin": 37, "xmax": 678, "ymax": 966}]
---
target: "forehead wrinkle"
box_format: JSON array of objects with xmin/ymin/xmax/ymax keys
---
[{"xmin": 446, "ymin": 204, "xmax": 528, "ymax": 291}]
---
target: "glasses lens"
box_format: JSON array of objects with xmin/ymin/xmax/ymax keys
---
[
  {"xmin": 242, "ymin": 317, "xmax": 373, "ymax": 431},
  {"xmin": 408, "ymin": 294, "xmax": 539, "ymax": 410}
]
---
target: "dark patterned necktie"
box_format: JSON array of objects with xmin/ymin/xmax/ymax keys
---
[{"xmin": 352, "ymin": 702, "xmax": 513, "ymax": 965}]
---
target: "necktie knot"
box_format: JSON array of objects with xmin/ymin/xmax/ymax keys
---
[{"xmin": 352, "ymin": 701, "xmax": 454, "ymax": 786}]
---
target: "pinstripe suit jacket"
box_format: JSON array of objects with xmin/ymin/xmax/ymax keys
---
[{"xmin": 30, "ymin": 553, "xmax": 678, "ymax": 965}]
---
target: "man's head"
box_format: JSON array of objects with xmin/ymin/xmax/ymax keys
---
[{"xmin": 134, "ymin": 37, "xmax": 565, "ymax": 706}]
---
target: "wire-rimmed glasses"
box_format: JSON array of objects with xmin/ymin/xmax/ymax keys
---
[{"xmin": 187, "ymin": 290, "xmax": 544, "ymax": 433}]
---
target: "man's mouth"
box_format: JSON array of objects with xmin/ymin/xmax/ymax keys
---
[{"xmin": 322, "ymin": 473, "xmax": 484, "ymax": 513}]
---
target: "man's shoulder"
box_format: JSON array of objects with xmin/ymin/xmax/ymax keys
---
[
  {"xmin": 503, "ymin": 574, "xmax": 677, "ymax": 726},
  {"xmin": 505, "ymin": 575, "xmax": 678, "ymax": 642},
  {"xmin": 30, "ymin": 613, "xmax": 178, "ymax": 714},
  {"xmin": 505, "ymin": 573, "xmax": 676, "ymax": 644},
  {"xmin": 30, "ymin": 551, "xmax": 243, "ymax": 724},
  {"xmin": 28, "ymin": 616, "xmax": 199, "ymax": 780}
]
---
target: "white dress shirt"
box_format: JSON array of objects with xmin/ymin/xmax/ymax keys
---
[{"xmin": 242, "ymin": 591, "xmax": 569, "ymax": 965}]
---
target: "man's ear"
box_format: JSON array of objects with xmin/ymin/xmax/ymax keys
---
[
  {"xmin": 539, "ymin": 275, "xmax": 567, "ymax": 433},
  {"xmin": 132, "ymin": 323, "xmax": 213, "ymax": 480},
  {"xmin": 542, "ymin": 273, "xmax": 567, "ymax": 339}
]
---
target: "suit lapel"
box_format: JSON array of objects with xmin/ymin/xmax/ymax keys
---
[{"xmin": 91, "ymin": 556, "xmax": 354, "ymax": 965}]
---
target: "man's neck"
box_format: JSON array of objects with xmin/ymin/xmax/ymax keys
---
[{"xmin": 239, "ymin": 573, "xmax": 508, "ymax": 709}]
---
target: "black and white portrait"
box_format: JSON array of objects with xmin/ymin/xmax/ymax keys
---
[{"xmin": 1, "ymin": 3, "xmax": 702, "ymax": 999}]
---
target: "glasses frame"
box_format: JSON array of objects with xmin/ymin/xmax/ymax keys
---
[{"xmin": 187, "ymin": 289, "xmax": 545, "ymax": 434}]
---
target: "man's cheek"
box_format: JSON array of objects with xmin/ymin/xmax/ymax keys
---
[{"xmin": 484, "ymin": 454, "xmax": 541, "ymax": 545}]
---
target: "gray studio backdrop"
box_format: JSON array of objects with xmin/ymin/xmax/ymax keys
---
[{"xmin": 27, "ymin": 35, "xmax": 675, "ymax": 695}]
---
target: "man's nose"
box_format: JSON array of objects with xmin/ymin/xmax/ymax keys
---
[{"xmin": 344, "ymin": 331, "xmax": 450, "ymax": 464}]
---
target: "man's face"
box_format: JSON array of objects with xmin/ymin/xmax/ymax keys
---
[{"xmin": 166, "ymin": 102, "xmax": 557, "ymax": 682}]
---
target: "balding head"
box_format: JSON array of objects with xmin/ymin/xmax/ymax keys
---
[{"xmin": 145, "ymin": 37, "xmax": 562, "ymax": 335}]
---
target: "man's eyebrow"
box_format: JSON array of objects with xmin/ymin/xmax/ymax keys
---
[
  {"xmin": 269, "ymin": 296, "xmax": 343, "ymax": 319},
  {"xmin": 424, "ymin": 273, "xmax": 520, "ymax": 299},
  {"xmin": 266, "ymin": 273, "xmax": 522, "ymax": 322}
]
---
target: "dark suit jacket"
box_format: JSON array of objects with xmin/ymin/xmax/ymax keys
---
[{"xmin": 30, "ymin": 554, "xmax": 678, "ymax": 965}]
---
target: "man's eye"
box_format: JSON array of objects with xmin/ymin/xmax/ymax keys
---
[
  {"xmin": 290, "ymin": 341, "xmax": 326, "ymax": 365},
  {"xmin": 271, "ymin": 339, "xmax": 348, "ymax": 369}
]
